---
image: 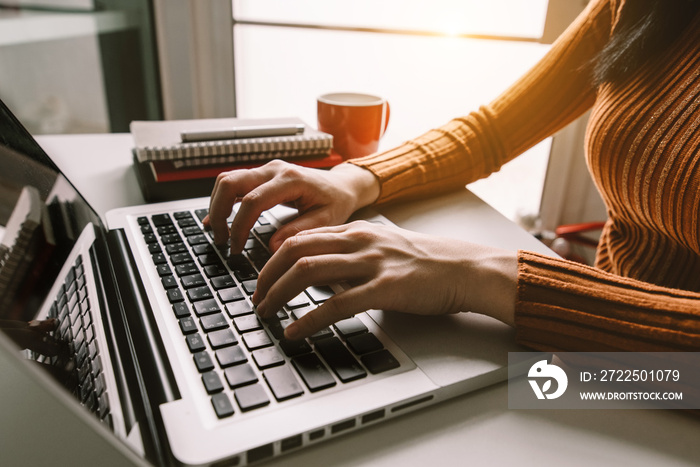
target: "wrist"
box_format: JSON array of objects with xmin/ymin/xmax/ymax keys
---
[
  {"xmin": 331, "ymin": 163, "xmax": 381, "ymax": 212},
  {"xmin": 465, "ymin": 246, "xmax": 518, "ymax": 326}
]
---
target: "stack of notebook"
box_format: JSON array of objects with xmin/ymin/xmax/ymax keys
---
[{"xmin": 131, "ymin": 117, "xmax": 340, "ymax": 202}]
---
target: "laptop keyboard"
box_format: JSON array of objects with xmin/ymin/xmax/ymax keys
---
[
  {"xmin": 138, "ymin": 208, "xmax": 400, "ymax": 419},
  {"xmin": 34, "ymin": 254, "xmax": 114, "ymax": 427}
]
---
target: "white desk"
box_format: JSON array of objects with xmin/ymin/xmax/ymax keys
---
[{"xmin": 38, "ymin": 134, "xmax": 700, "ymax": 467}]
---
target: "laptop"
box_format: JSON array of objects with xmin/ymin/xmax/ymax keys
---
[{"xmin": 0, "ymin": 97, "xmax": 532, "ymax": 466}]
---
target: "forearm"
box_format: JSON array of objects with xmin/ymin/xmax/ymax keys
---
[
  {"xmin": 515, "ymin": 251, "xmax": 700, "ymax": 352},
  {"xmin": 348, "ymin": 0, "xmax": 609, "ymax": 205}
]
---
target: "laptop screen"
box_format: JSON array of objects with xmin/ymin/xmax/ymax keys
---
[{"xmin": 0, "ymin": 98, "xmax": 102, "ymax": 323}]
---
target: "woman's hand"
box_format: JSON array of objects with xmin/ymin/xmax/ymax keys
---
[
  {"xmin": 204, "ymin": 160, "xmax": 380, "ymax": 254},
  {"xmin": 253, "ymin": 221, "xmax": 518, "ymax": 340}
]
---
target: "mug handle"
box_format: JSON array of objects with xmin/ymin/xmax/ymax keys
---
[{"xmin": 380, "ymin": 101, "xmax": 390, "ymax": 137}]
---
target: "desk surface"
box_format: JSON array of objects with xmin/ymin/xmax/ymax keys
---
[{"xmin": 37, "ymin": 134, "xmax": 700, "ymax": 467}]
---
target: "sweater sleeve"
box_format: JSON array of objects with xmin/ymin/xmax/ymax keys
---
[
  {"xmin": 349, "ymin": 0, "xmax": 614, "ymax": 204},
  {"xmin": 515, "ymin": 251, "xmax": 700, "ymax": 351}
]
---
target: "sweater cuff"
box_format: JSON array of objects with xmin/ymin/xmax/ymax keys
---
[{"xmin": 514, "ymin": 250, "xmax": 700, "ymax": 352}]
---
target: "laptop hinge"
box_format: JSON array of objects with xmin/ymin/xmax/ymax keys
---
[{"xmin": 103, "ymin": 227, "xmax": 180, "ymax": 465}]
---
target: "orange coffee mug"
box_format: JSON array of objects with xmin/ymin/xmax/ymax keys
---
[{"xmin": 317, "ymin": 92, "xmax": 390, "ymax": 159}]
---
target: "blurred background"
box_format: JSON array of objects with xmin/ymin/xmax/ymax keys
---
[{"xmin": 0, "ymin": 0, "xmax": 603, "ymax": 262}]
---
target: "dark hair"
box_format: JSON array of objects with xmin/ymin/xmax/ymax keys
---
[{"xmin": 593, "ymin": 0, "xmax": 700, "ymax": 86}]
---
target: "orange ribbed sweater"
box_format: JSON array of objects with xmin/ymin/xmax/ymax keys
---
[{"xmin": 350, "ymin": 0, "xmax": 700, "ymax": 351}]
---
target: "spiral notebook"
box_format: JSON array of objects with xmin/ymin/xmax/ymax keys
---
[{"xmin": 131, "ymin": 117, "xmax": 333, "ymax": 165}]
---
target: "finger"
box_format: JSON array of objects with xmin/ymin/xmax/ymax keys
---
[
  {"xmin": 208, "ymin": 171, "xmax": 259, "ymax": 245},
  {"xmin": 229, "ymin": 173, "xmax": 316, "ymax": 253},
  {"xmin": 253, "ymin": 229, "xmax": 354, "ymax": 304},
  {"xmin": 5, "ymin": 329, "xmax": 61, "ymax": 356},
  {"xmin": 256, "ymin": 253, "xmax": 370, "ymax": 320},
  {"xmin": 268, "ymin": 209, "xmax": 343, "ymax": 252},
  {"xmin": 284, "ymin": 285, "xmax": 373, "ymax": 340}
]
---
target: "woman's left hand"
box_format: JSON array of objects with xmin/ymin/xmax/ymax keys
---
[{"xmin": 253, "ymin": 221, "xmax": 518, "ymax": 340}]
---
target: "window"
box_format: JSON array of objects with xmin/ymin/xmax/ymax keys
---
[
  {"xmin": 156, "ymin": 0, "xmax": 588, "ymax": 221},
  {"xmin": 0, "ymin": 1, "xmax": 161, "ymax": 134}
]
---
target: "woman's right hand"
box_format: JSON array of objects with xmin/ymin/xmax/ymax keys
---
[{"xmin": 204, "ymin": 159, "xmax": 380, "ymax": 254}]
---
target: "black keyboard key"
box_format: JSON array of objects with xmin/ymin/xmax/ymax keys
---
[
  {"xmin": 169, "ymin": 251, "xmax": 193, "ymax": 264},
  {"xmin": 334, "ymin": 317, "xmax": 368, "ymax": 339},
  {"xmin": 292, "ymin": 353, "xmax": 336, "ymax": 392},
  {"xmin": 156, "ymin": 264, "xmax": 172, "ymax": 277},
  {"xmin": 225, "ymin": 300, "xmax": 253, "ymax": 318},
  {"xmin": 178, "ymin": 218, "xmax": 197, "ymax": 228},
  {"xmin": 264, "ymin": 365, "xmax": 304, "ymax": 401},
  {"xmin": 172, "ymin": 302, "xmax": 191, "ymax": 318},
  {"xmin": 182, "ymin": 225, "xmax": 202, "ymax": 236},
  {"xmin": 137, "ymin": 216, "xmax": 149, "ymax": 225},
  {"xmin": 225, "ymin": 363, "xmax": 258, "ymax": 388},
  {"xmin": 211, "ymin": 275, "xmax": 236, "ymax": 290},
  {"xmin": 252, "ymin": 347, "xmax": 285, "ymax": 369},
  {"xmin": 193, "ymin": 351, "xmax": 215, "ymax": 372},
  {"xmin": 181, "ymin": 273, "xmax": 206, "ymax": 289},
  {"xmin": 306, "ymin": 286, "xmax": 334, "ymax": 304},
  {"xmin": 148, "ymin": 243, "xmax": 163, "ymax": 255},
  {"xmin": 309, "ymin": 327, "xmax": 334, "ymax": 341},
  {"xmin": 200, "ymin": 313, "xmax": 228, "ymax": 332},
  {"xmin": 241, "ymin": 279, "xmax": 257, "ymax": 295},
  {"xmin": 218, "ymin": 287, "xmax": 245, "ymax": 303},
  {"xmin": 346, "ymin": 332, "xmax": 383, "ymax": 355},
  {"xmin": 166, "ymin": 288, "xmax": 185, "ymax": 303},
  {"xmin": 198, "ymin": 252, "xmax": 223, "ymax": 267},
  {"xmin": 202, "ymin": 371, "xmax": 224, "ymax": 394},
  {"xmin": 165, "ymin": 243, "xmax": 188, "ymax": 255},
  {"xmin": 192, "ymin": 243, "xmax": 213, "ymax": 255},
  {"xmin": 179, "ymin": 316, "xmax": 198, "ymax": 334},
  {"xmin": 234, "ymin": 383, "xmax": 270, "ymax": 412},
  {"xmin": 233, "ymin": 314, "xmax": 262, "ymax": 333},
  {"xmin": 242, "ymin": 330, "xmax": 273, "ymax": 350},
  {"xmin": 203, "ymin": 264, "xmax": 228, "ymax": 278},
  {"xmin": 151, "ymin": 213, "xmax": 173, "ymax": 227},
  {"xmin": 156, "ymin": 225, "xmax": 177, "ymax": 236},
  {"xmin": 279, "ymin": 338, "xmax": 312, "ymax": 357},
  {"xmin": 228, "ymin": 255, "xmax": 257, "ymax": 281},
  {"xmin": 216, "ymin": 345, "xmax": 247, "ymax": 367},
  {"xmin": 314, "ymin": 337, "xmax": 366, "ymax": 383},
  {"xmin": 194, "ymin": 208, "xmax": 208, "ymax": 222},
  {"xmin": 208, "ymin": 328, "xmax": 237, "ymax": 349},
  {"xmin": 175, "ymin": 262, "xmax": 199, "ymax": 277},
  {"xmin": 286, "ymin": 293, "xmax": 311, "ymax": 309},
  {"xmin": 97, "ymin": 393, "xmax": 110, "ymax": 419},
  {"xmin": 143, "ymin": 233, "xmax": 157, "ymax": 244},
  {"xmin": 361, "ymin": 350, "xmax": 400, "ymax": 374},
  {"xmin": 151, "ymin": 253, "xmax": 167, "ymax": 265},
  {"xmin": 291, "ymin": 305, "xmax": 314, "ymax": 321},
  {"xmin": 187, "ymin": 234, "xmax": 209, "ymax": 246},
  {"xmin": 193, "ymin": 299, "xmax": 220, "ymax": 316},
  {"xmin": 160, "ymin": 233, "xmax": 182, "ymax": 244},
  {"xmin": 211, "ymin": 393, "xmax": 234, "ymax": 418},
  {"xmin": 187, "ymin": 285, "xmax": 214, "ymax": 302},
  {"xmin": 247, "ymin": 248, "xmax": 270, "ymax": 270},
  {"xmin": 266, "ymin": 318, "xmax": 293, "ymax": 340},
  {"xmin": 174, "ymin": 211, "xmax": 192, "ymax": 220},
  {"xmin": 186, "ymin": 333, "xmax": 206, "ymax": 353},
  {"xmin": 161, "ymin": 275, "xmax": 178, "ymax": 289}
]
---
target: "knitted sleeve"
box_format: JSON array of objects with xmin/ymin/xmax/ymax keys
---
[
  {"xmin": 515, "ymin": 251, "xmax": 700, "ymax": 351},
  {"xmin": 348, "ymin": 0, "xmax": 614, "ymax": 204}
]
